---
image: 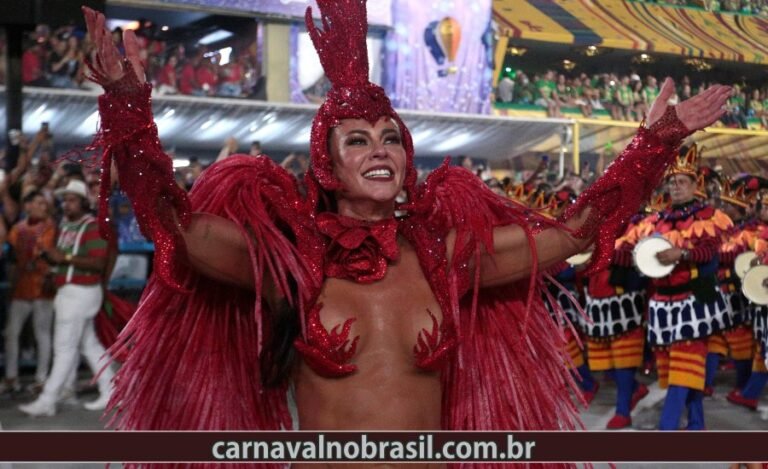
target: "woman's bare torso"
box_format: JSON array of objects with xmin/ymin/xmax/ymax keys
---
[{"xmin": 294, "ymin": 238, "xmax": 444, "ymax": 432}]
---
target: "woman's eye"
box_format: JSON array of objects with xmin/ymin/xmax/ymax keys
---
[
  {"xmin": 385, "ymin": 136, "xmax": 402, "ymax": 144},
  {"xmin": 347, "ymin": 138, "xmax": 367, "ymax": 146}
]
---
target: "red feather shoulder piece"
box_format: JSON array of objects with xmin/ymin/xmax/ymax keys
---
[
  {"xmin": 107, "ymin": 156, "xmax": 317, "ymax": 445},
  {"xmin": 404, "ymin": 162, "xmax": 583, "ymax": 443}
]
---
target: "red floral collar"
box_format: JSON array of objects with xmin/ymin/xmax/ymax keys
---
[{"xmin": 316, "ymin": 212, "xmax": 400, "ymax": 283}]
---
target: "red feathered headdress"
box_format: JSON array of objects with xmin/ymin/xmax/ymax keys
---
[{"xmin": 305, "ymin": 0, "xmax": 417, "ymax": 196}]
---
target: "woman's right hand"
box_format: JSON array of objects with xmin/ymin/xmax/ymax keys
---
[{"xmin": 82, "ymin": 6, "xmax": 145, "ymax": 85}]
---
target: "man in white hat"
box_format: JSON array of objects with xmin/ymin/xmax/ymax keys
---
[{"xmin": 19, "ymin": 180, "xmax": 114, "ymax": 416}]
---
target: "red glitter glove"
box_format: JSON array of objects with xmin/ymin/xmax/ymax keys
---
[
  {"xmin": 561, "ymin": 106, "xmax": 692, "ymax": 276},
  {"xmin": 91, "ymin": 59, "xmax": 191, "ymax": 291}
]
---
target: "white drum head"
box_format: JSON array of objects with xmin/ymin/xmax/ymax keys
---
[
  {"xmin": 735, "ymin": 251, "xmax": 758, "ymax": 279},
  {"xmin": 567, "ymin": 251, "xmax": 592, "ymax": 266},
  {"xmin": 633, "ymin": 236, "xmax": 675, "ymax": 279},
  {"xmin": 743, "ymin": 265, "xmax": 768, "ymax": 305}
]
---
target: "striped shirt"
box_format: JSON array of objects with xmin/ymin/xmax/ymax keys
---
[{"xmin": 54, "ymin": 215, "xmax": 107, "ymax": 287}]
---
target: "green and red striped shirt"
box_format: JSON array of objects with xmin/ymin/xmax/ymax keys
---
[{"xmin": 54, "ymin": 214, "xmax": 107, "ymax": 287}]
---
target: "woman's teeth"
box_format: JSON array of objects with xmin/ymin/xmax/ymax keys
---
[{"xmin": 363, "ymin": 169, "xmax": 392, "ymax": 179}]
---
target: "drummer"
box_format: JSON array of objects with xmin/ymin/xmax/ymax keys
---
[
  {"xmin": 582, "ymin": 197, "xmax": 662, "ymax": 429},
  {"xmin": 704, "ymin": 177, "xmax": 757, "ymax": 397},
  {"xmin": 643, "ymin": 145, "xmax": 733, "ymax": 430},
  {"xmin": 727, "ymin": 191, "xmax": 768, "ymax": 410}
]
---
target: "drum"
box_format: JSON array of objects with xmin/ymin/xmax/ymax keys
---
[
  {"xmin": 633, "ymin": 236, "xmax": 675, "ymax": 278},
  {"xmin": 735, "ymin": 251, "xmax": 758, "ymax": 279},
  {"xmin": 566, "ymin": 251, "xmax": 592, "ymax": 266},
  {"xmin": 742, "ymin": 265, "xmax": 768, "ymax": 305}
]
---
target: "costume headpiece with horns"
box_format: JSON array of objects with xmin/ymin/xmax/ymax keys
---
[
  {"xmin": 529, "ymin": 192, "xmax": 560, "ymax": 219},
  {"xmin": 733, "ymin": 175, "xmax": 768, "ymax": 198},
  {"xmin": 719, "ymin": 177, "xmax": 754, "ymax": 208},
  {"xmin": 305, "ymin": 0, "xmax": 417, "ymax": 197},
  {"xmin": 506, "ymin": 183, "xmax": 535, "ymax": 205},
  {"xmin": 665, "ymin": 144, "xmax": 700, "ymax": 180}
]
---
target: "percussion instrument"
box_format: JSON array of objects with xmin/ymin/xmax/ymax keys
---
[
  {"xmin": 633, "ymin": 236, "xmax": 675, "ymax": 278},
  {"xmin": 735, "ymin": 251, "xmax": 758, "ymax": 279},
  {"xmin": 566, "ymin": 251, "xmax": 592, "ymax": 266},
  {"xmin": 742, "ymin": 265, "xmax": 768, "ymax": 305}
]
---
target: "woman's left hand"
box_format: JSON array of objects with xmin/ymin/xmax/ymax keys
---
[{"xmin": 647, "ymin": 78, "xmax": 731, "ymax": 131}]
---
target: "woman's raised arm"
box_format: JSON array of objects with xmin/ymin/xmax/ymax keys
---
[{"xmin": 479, "ymin": 78, "xmax": 730, "ymax": 287}]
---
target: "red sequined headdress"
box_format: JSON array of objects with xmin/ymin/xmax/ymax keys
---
[{"xmin": 305, "ymin": 0, "xmax": 417, "ymax": 195}]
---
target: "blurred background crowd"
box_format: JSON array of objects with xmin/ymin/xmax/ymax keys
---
[
  {"xmin": 496, "ymin": 70, "xmax": 768, "ymax": 129},
  {"xmin": 643, "ymin": 0, "xmax": 768, "ymax": 15}
]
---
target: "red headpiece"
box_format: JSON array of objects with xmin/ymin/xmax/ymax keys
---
[{"xmin": 305, "ymin": 0, "xmax": 417, "ymax": 195}]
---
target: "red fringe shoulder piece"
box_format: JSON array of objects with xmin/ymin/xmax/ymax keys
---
[
  {"xmin": 106, "ymin": 156, "xmax": 316, "ymax": 447},
  {"xmin": 94, "ymin": 292, "xmax": 135, "ymax": 356},
  {"xmin": 405, "ymin": 163, "xmax": 583, "ymax": 438},
  {"xmin": 89, "ymin": 68, "xmax": 317, "ymax": 449}
]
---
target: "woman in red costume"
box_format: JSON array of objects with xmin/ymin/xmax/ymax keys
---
[{"xmin": 82, "ymin": 0, "xmax": 729, "ymax": 449}]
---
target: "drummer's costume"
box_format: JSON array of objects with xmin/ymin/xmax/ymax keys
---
[
  {"xmin": 728, "ymin": 210, "xmax": 768, "ymax": 410},
  {"xmin": 704, "ymin": 179, "xmax": 756, "ymax": 395},
  {"xmin": 644, "ymin": 148, "xmax": 733, "ymax": 430},
  {"xmin": 584, "ymin": 211, "xmax": 651, "ymax": 429}
]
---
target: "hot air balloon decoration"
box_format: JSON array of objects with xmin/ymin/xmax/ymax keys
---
[
  {"xmin": 424, "ymin": 21, "xmax": 445, "ymax": 66},
  {"xmin": 425, "ymin": 17, "xmax": 462, "ymax": 76}
]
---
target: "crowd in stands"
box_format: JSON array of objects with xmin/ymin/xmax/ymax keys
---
[
  {"xmin": 642, "ymin": 0, "xmax": 768, "ymax": 15},
  {"xmin": 0, "ymin": 125, "xmax": 114, "ymax": 397},
  {"xmin": 0, "ymin": 22, "xmax": 265, "ymax": 99},
  {"xmin": 496, "ymin": 70, "xmax": 768, "ymax": 128}
]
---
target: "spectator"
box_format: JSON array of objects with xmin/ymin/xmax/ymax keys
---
[
  {"xmin": 0, "ymin": 191, "xmax": 56, "ymax": 395},
  {"xmin": 241, "ymin": 55, "xmax": 265, "ymax": 99},
  {"xmin": 19, "ymin": 179, "xmax": 115, "ymax": 416},
  {"xmin": 21, "ymin": 39, "xmax": 48, "ymax": 87},
  {"xmin": 303, "ymin": 74, "xmax": 332, "ymax": 104},
  {"xmin": 555, "ymin": 74, "xmax": 571, "ymax": 107},
  {"xmin": 185, "ymin": 158, "xmax": 203, "ymax": 190},
  {"xmin": 155, "ymin": 55, "xmax": 178, "ymax": 95},
  {"xmin": 614, "ymin": 76, "xmax": 634, "ymax": 120},
  {"xmin": 534, "ymin": 70, "xmax": 561, "ymax": 117},
  {"xmin": 195, "ymin": 56, "xmax": 219, "ymax": 97},
  {"xmin": 215, "ymin": 137, "xmax": 239, "ymax": 162},
  {"xmin": 747, "ymin": 88, "xmax": 763, "ymax": 120},
  {"xmin": 47, "ymin": 32, "xmax": 78, "ymax": 89},
  {"xmin": 632, "ymin": 79, "xmax": 646, "ymax": 120},
  {"xmin": 460, "ymin": 155, "xmax": 474, "ymax": 172},
  {"xmin": 280, "ymin": 152, "xmax": 309, "ymax": 179},
  {"xmin": 85, "ymin": 171, "xmax": 100, "ymax": 209},
  {"xmin": 111, "ymin": 27, "xmax": 125, "ymax": 55},
  {"xmin": 250, "ymin": 141, "xmax": 263, "ymax": 157},
  {"xmin": 572, "ymin": 77, "xmax": 592, "ymax": 117},
  {"xmin": 497, "ymin": 75, "xmax": 515, "ymax": 103},
  {"xmin": 642, "ymin": 76, "xmax": 660, "ymax": 111},
  {"xmin": 178, "ymin": 53, "xmax": 201, "ymax": 96},
  {"xmin": 722, "ymin": 84, "xmax": 748, "ymax": 128},
  {"xmin": 218, "ymin": 53, "xmax": 244, "ymax": 97},
  {"xmin": 516, "ymin": 72, "xmax": 534, "ymax": 105},
  {"xmin": 78, "ymin": 33, "xmax": 100, "ymax": 92}
]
